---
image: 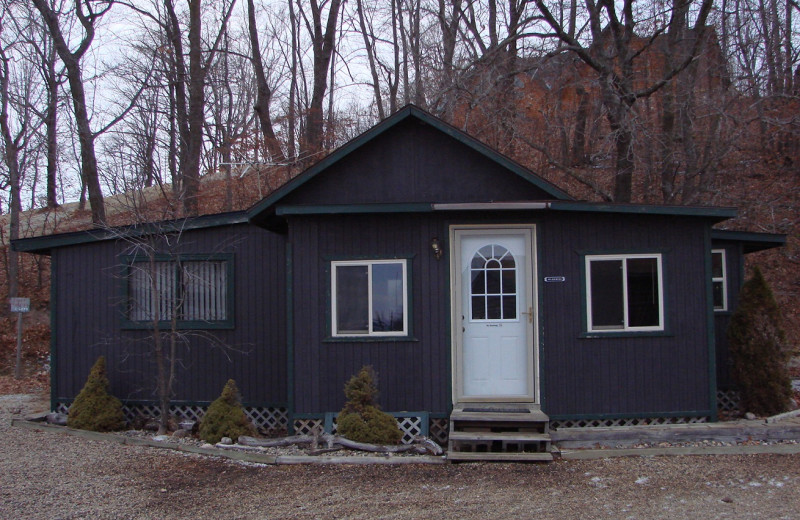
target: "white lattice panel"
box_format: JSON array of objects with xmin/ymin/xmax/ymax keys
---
[{"xmin": 551, "ymin": 416, "xmax": 709, "ymax": 429}]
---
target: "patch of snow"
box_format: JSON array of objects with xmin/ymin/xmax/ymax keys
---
[{"xmin": 635, "ymin": 477, "xmax": 649, "ymax": 485}]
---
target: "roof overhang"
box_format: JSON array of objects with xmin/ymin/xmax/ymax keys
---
[
  {"xmin": 11, "ymin": 211, "xmax": 249, "ymax": 255},
  {"xmin": 711, "ymin": 229, "xmax": 787, "ymax": 253},
  {"xmin": 272, "ymin": 200, "xmax": 737, "ymax": 220}
]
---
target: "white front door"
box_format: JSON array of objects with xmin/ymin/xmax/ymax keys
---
[{"xmin": 452, "ymin": 226, "xmax": 537, "ymax": 403}]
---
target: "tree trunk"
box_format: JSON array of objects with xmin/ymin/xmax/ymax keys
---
[
  {"xmin": 247, "ymin": 0, "xmax": 286, "ymax": 163},
  {"xmin": 32, "ymin": 0, "xmax": 107, "ymax": 224},
  {"xmin": 182, "ymin": 0, "xmax": 205, "ymax": 215},
  {"xmin": 0, "ymin": 55, "xmax": 21, "ymax": 298},
  {"xmin": 303, "ymin": 0, "xmax": 343, "ymax": 156},
  {"xmin": 44, "ymin": 42, "xmax": 59, "ymax": 208}
]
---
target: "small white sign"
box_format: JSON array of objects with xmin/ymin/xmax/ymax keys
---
[
  {"xmin": 10, "ymin": 297, "xmax": 30, "ymax": 313},
  {"xmin": 544, "ymin": 276, "xmax": 566, "ymax": 283}
]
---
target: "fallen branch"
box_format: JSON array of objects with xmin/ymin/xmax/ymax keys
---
[
  {"xmin": 237, "ymin": 434, "xmax": 443, "ymax": 455},
  {"xmin": 238, "ymin": 435, "xmax": 314, "ymax": 447}
]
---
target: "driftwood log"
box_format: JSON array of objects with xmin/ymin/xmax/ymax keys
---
[{"xmin": 235, "ymin": 434, "xmax": 443, "ymax": 455}]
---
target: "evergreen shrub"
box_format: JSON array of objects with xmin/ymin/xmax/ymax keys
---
[
  {"xmin": 336, "ymin": 366, "xmax": 402, "ymax": 445},
  {"xmin": 67, "ymin": 356, "xmax": 126, "ymax": 432},
  {"xmin": 728, "ymin": 267, "xmax": 793, "ymax": 416},
  {"xmin": 198, "ymin": 379, "xmax": 256, "ymax": 444}
]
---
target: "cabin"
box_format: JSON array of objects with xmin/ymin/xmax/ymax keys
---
[{"xmin": 13, "ymin": 106, "xmax": 785, "ymax": 461}]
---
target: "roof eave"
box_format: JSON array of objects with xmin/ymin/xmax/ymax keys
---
[
  {"xmin": 711, "ymin": 229, "xmax": 787, "ymax": 253},
  {"xmin": 11, "ymin": 211, "xmax": 249, "ymax": 255}
]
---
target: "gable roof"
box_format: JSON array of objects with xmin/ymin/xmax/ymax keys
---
[{"xmin": 247, "ymin": 105, "xmax": 573, "ymax": 225}]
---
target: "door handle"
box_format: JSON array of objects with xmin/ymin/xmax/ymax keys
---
[{"xmin": 520, "ymin": 306, "xmax": 533, "ymax": 323}]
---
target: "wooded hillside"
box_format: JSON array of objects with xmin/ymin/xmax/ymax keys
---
[{"xmin": 0, "ymin": 0, "xmax": 798, "ymax": 384}]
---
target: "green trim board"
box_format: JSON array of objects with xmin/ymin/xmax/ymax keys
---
[
  {"xmin": 246, "ymin": 105, "xmax": 573, "ymax": 224},
  {"xmin": 53, "ymin": 397, "xmax": 288, "ymax": 409},
  {"xmin": 549, "ymin": 201, "xmax": 737, "ymax": 221},
  {"xmin": 286, "ymin": 242, "xmax": 295, "ymax": 435},
  {"xmin": 49, "ymin": 254, "xmax": 58, "ymax": 411},
  {"xmin": 118, "ymin": 253, "xmax": 235, "ymax": 330},
  {"xmin": 704, "ymin": 225, "xmax": 719, "ymax": 421},
  {"xmin": 11, "ymin": 211, "xmax": 249, "ymax": 255},
  {"xmin": 549, "ymin": 410, "xmax": 714, "ymax": 421}
]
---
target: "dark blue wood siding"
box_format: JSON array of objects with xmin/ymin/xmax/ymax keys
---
[
  {"xmin": 280, "ymin": 118, "xmax": 557, "ymax": 207},
  {"xmin": 290, "ymin": 213, "xmax": 452, "ymax": 414},
  {"xmin": 711, "ymin": 241, "xmax": 743, "ymax": 390},
  {"xmin": 290, "ymin": 210, "xmax": 715, "ymax": 418},
  {"xmin": 538, "ymin": 213, "xmax": 713, "ymax": 417},
  {"xmin": 52, "ymin": 223, "xmax": 287, "ymax": 406}
]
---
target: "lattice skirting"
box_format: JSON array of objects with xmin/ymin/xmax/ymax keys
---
[
  {"xmin": 551, "ymin": 416, "xmax": 709, "ymax": 429},
  {"xmin": 717, "ymin": 389, "xmax": 741, "ymax": 412},
  {"xmin": 292, "ymin": 413, "xmax": 449, "ymax": 446},
  {"xmin": 55, "ymin": 401, "xmax": 288, "ymax": 433}
]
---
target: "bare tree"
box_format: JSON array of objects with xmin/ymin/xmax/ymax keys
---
[
  {"xmin": 32, "ymin": 0, "xmax": 111, "ymax": 224},
  {"xmin": 533, "ymin": 0, "xmax": 714, "ymax": 202},
  {"xmin": 162, "ymin": 0, "xmax": 236, "ymax": 215}
]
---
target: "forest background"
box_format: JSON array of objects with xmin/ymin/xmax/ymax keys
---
[{"xmin": 0, "ymin": 0, "xmax": 797, "ymax": 390}]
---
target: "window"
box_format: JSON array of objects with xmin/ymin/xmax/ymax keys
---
[
  {"xmin": 125, "ymin": 255, "xmax": 232, "ymax": 328},
  {"xmin": 585, "ymin": 254, "xmax": 664, "ymax": 332},
  {"xmin": 470, "ymin": 244, "xmax": 517, "ymax": 321},
  {"xmin": 711, "ymin": 249, "xmax": 727, "ymax": 311},
  {"xmin": 331, "ymin": 259, "xmax": 408, "ymax": 337}
]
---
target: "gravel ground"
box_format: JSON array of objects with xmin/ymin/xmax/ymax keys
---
[{"xmin": 3, "ymin": 394, "xmax": 800, "ymax": 520}]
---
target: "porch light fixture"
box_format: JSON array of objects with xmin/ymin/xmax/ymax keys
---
[{"xmin": 431, "ymin": 237, "xmax": 443, "ymax": 260}]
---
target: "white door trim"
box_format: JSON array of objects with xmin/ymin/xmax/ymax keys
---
[{"xmin": 450, "ymin": 224, "xmax": 539, "ymax": 405}]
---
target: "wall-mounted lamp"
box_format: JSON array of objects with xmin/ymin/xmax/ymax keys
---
[{"xmin": 431, "ymin": 237, "xmax": 443, "ymax": 260}]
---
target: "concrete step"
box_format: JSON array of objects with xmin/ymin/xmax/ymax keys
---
[{"xmin": 447, "ymin": 451, "xmax": 554, "ymax": 462}]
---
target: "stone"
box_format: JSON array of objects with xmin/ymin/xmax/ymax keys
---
[
  {"xmin": 745, "ymin": 412, "xmax": 757, "ymax": 420},
  {"xmin": 152, "ymin": 435, "xmax": 171, "ymax": 442},
  {"xmin": 178, "ymin": 421, "xmax": 195, "ymax": 431},
  {"xmin": 172, "ymin": 429, "xmax": 188, "ymax": 439},
  {"xmin": 46, "ymin": 412, "xmax": 68, "ymax": 426},
  {"xmin": 220, "ymin": 437, "xmax": 233, "ymax": 445}
]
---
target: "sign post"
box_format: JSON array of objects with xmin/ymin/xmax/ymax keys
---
[{"xmin": 10, "ymin": 297, "xmax": 30, "ymax": 380}]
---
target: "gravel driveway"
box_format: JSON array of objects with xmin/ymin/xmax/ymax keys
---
[{"xmin": 2, "ymin": 393, "xmax": 799, "ymax": 520}]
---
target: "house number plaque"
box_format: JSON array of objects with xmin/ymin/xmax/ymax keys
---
[{"xmin": 544, "ymin": 276, "xmax": 566, "ymax": 283}]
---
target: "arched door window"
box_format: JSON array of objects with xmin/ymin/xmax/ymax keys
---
[{"xmin": 470, "ymin": 244, "xmax": 517, "ymax": 320}]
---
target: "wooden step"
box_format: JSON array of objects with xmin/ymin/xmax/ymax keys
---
[
  {"xmin": 448, "ymin": 431, "xmax": 551, "ymax": 443},
  {"xmin": 450, "ymin": 410, "xmax": 550, "ymax": 423},
  {"xmin": 447, "ymin": 451, "xmax": 554, "ymax": 462}
]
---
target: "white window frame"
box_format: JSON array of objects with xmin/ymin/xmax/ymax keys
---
[
  {"xmin": 711, "ymin": 249, "xmax": 728, "ymax": 312},
  {"xmin": 585, "ymin": 253, "xmax": 664, "ymax": 333},
  {"xmin": 331, "ymin": 259, "xmax": 409, "ymax": 337}
]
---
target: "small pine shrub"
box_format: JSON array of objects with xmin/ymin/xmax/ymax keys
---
[
  {"xmin": 67, "ymin": 356, "xmax": 126, "ymax": 432},
  {"xmin": 728, "ymin": 267, "xmax": 793, "ymax": 416},
  {"xmin": 337, "ymin": 366, "xmax": 402, "ymax": 445},
  {"xmin": 198, "ymin": 379, "xmax": 256, "ymax": 444}
]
